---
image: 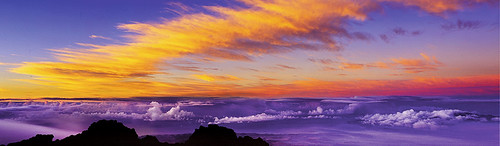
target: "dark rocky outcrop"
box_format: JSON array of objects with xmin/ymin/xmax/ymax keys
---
[
  {"xmin": 6, "ymin": 134, "xmax": 54, "ymax": 146},
  {"xmin": 3, "ymin": 120, "xmax": 268, "ymax": 146},
  {"xmin": 52, "ymin": 120, "xmax": 160, "ymax": 146},
  {"xmin": 184, "ymin": 124, "xmax": 268, "ymax": 146}
]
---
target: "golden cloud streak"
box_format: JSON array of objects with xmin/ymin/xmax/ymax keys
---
[{"xmin": 8, "ymin": 0, "xmax": 495, "ymax": 97}]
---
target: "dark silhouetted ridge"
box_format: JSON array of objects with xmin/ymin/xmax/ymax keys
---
[
  {"xmin": 53, "ymin": 120, "xmax": 151, "ymax": 146},
  {"xmin": 184, "ymin": 124, "xmax": 268, "ymax": 146},
  {"xmin": 3, "ymin": 120, "xmax": 268, "ymax": 146},
  {"xmin": 6, "ymin": 134, "xmax": 53, "ymax": 146}
]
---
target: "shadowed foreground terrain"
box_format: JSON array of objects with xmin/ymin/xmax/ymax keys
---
[{"xmin": 3, "ymin": 120, "xmax": 268, "ymax": 146}]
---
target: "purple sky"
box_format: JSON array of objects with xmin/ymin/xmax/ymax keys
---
[{"xmin": 0, "ymin": 0, "xmax": 498, "ymax": 98}]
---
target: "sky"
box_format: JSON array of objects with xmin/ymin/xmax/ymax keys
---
[{"xmin": 0, "ymin": 0, "xmax": 499, "ymax": 98}]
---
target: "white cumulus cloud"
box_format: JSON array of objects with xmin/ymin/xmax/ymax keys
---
[
  {"xmin": 211, "ymin": 104, "xmax": 356, "ymax": 124},
  {"xmin": 145, "ymin": 101, "xmax": 194, "ymax": 121},
  {"xmin": 211, "ymin": 113, "xmax": 296, "ymax": 124},
  {"xmin": 308, "ymin": 104, "xmax": 359, "ymax": 115},
  {"xmin": 360, "ymin": 109, "xmax": 498, "ymax": 129},
  {"xmin": 72, "ymin": 101, "xmax": 194, "ymax": 121}
]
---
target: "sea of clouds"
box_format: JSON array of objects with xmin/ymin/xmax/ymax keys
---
[
  {"xmin": 0, "ymin": 96, "xmax": 498, "ymax": 145},
  {"xmin": 360, "ymin": 109, "xmax": 499, "ymax": 129}
]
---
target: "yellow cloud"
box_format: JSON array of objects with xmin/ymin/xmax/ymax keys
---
[
  {"xmin": 193, "ymin": 74, "xmax": 241, "ymax": 82},
  {"xmin": 9, "ymin": 0, "xmax": 492, "ymax": 98}
]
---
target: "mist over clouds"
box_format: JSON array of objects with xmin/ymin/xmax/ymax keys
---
[{"xmin": 0, "ymin": 96, "xmax": 498, "ymax": 145}]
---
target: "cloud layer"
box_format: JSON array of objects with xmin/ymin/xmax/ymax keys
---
[
  {"xmin": 210, "ymin": 104, "xmax": 359, "ymax": 124},
  {"xmin": 73, "ymin": 101, "xmax": 194, "ymax": 121},
  {"xmin": 211, "ymin": 113, "xmax": 295, "ymax": 124},
  {"xmin": 0, "ymin": 96, "xmax": 499, "ymax": 145},
  {"xmin": 360, "ymin": 109, "xmax": 499, "ymax": 129}
]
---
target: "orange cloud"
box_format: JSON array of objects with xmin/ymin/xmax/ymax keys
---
[
  {"xmin": 255, "ymin": 76, "xmax": 280, "ymax": 81},
  {"xmin": 193, "ymin": 74, "xmax": 241, "ymax": 82},
  {"xmin": 313, "ymin": 53, "xmax": 442, "ymax": 73},
  {"xmin": 308, "ymin": 58, "xmax": 335, "ymax": 65},
  {"xmin": 380, "ymin": 0, "xmax": 497, "ymax": 15},
  {"xmin": 391, "ymin": 53, "xmax": 443, "ymax": 73},
  {"xmin": 322, "ymin": 67, "xmax": 339, "ymax": 71},
  {"xmin": 367, "ymin": 61, "xmax": 390, "ymax": 69},
  {"xmin": 7, "ymin": 0, "xmax": 494, "ymax": 98},
  {"xmin": 339, "ymin": 62, "xmax": 365, "ymax": 70},
  {"xmin": 12, "ymin": 0, "xmax": 379, "ymax": 97},
  {"xmin": 216, "ymin": 74, "xmax": 499, "ymax": 98},
  {"xmin": 276, "ymin": 64, "xmax": 297, "ymax": 70}
]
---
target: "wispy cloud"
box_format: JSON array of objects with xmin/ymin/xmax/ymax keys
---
[
  {"xmin": 193, "ymin": 74, "xmax": 241, "ymax": 82},
  {"xmin": 339, "ymin": 62, "xmax": 365, "ymax": 70},
  {"xmin": 308, "ymin": 58, "xmax": 335, "ymax": 65},
  {"xmin": 215, "ymin": 75, "xmax": 499, "ymax": 98},
  {"xmin": 379, "ymin": 27, "xmax": 422, "ymax": 43},
  {"xmin": 442, "ymin": 19, "xmax": 481, "ymax": 31},
  {"xmin": 8, "ymin": 0, "xmax": 495, "ymax": 97},
  {"xmin": 169, "ymin": 65, "xmax": 218, "ymax": 72},
  {"xmin": 89, "ymin": 35, "xmax": 111, "ymax": 40},
  {"xmin": 322, "ymin": 66, "xmax": 339, "ymax": 71},
  {"xmin": 256, "ymin": 76, "xmax": 280, "ymax": 81},
  {"xmin": 392, "ymin": 27, "xmax": 407, "ymax": 35},
  {"xmin": 211, "ymin": 113, "xmax": 296, "ymax": 124},
  {"xmin": 317, "ymin": 53, "xmax": 441, "ymax": 73},
  {"xmin": 391, "ymin": 53, "xmax": 443, "ymax": 73},
  {"xmin": 12, "ymin": 0, "xmax": 380, "ymax": 97},
  {"xmin": 0, "ymin": 62, "xmax": 20, "ymax": 66},
  {"xmin": 164, "ymin": 2, "xmax": 194, "ymax": 15},
  {"xmin": 276, "ymin": 64, "xmax": 297, "ymax": 70},
  {"xmin": 379, "ymin": 0, "xmax": 498, "ymax": 15}
]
